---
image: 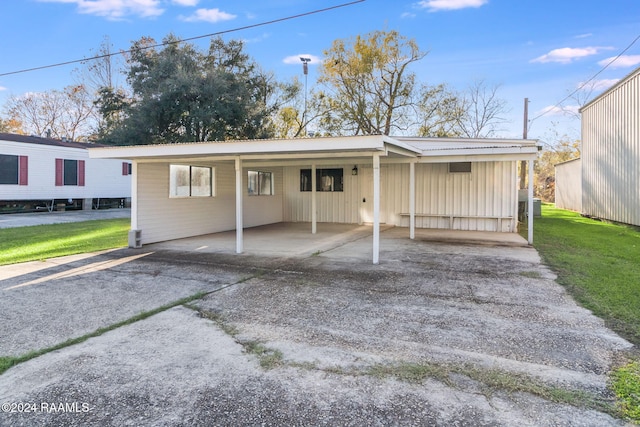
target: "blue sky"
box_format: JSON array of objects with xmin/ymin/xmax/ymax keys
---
[{"xmin": 1, "ymin": 0, "xmax": 639, "ymax": 141}]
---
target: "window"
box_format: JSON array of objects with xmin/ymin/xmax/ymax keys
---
[
  {"xmin": 169, "ymin": 165, "xmax": 213, "ymax": 197},
  {"xmin": 449, "ymin": 162, "xmax": 472, "ymax": 173},
  {"xmin": 64, "ymin": 160, "xmax": 78, "ymax": 185},
  {"xmin": 0, "ymin": 155, "xmax": 18, "ymax": 184},
  {"xmin": 248, "ymin": 171, "xmax": 273, "ymax": 196},
  {"xmin": 55, "ymin": 158, "xmax": 85, "ymax": 186},
  {"xmin": 300, "ymin": 168, "xmax": 343, "ymax": 192}
]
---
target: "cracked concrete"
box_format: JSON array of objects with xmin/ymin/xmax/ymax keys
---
[{"xmin": 0, "ymin": 224, "xmax": 633, "ymax": 426}]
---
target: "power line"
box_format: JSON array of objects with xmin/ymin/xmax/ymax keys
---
[
  {"xmin": 529, "ymin": 32, "xmax": 640, "ymax": 125},
  {"xmin": 0, "ymin": 0, "xmax": 366, "ymax": 78}
]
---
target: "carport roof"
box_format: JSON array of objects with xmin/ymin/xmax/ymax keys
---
[{"xmin": 88, "ymin": 135, "xmax": 539, "ymax": 162}]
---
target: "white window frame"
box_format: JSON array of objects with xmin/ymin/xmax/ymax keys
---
[
  {"xmin": 247, "ymin": 170, "xmax": 274, "ymax": 196},
  {"xmin": 169, "ymin": 164, "xmax": 214, "ymax": 198}
]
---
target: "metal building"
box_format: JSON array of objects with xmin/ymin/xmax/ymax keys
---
[
  {"xmin": 579, "ymin": 66, "xmax": 640, "ymax": 226},
  {"xmin": 554, "ymin": 158, "xmax": 582, "ymax": 212}
]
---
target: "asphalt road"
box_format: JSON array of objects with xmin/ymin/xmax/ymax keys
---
[
  {"xmin": 0, "ymin": 231, "xmax": 632, "ymax": 426},
  {"xmin": 0, "ymin": 209, "xmax": 130, "ymax": 229}
]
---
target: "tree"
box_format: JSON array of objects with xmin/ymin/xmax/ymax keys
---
[
  {"xmin": 534, "ymin": 124, "xmax": 581, "ymax": 201},
  {"xmin": 99, "ymin": 35, "xmax": 277, "ymax": 145},
  {"xmin": 317, "ymin": 30, "xmax": 426, "ymax": 136},
  {"xmin": 5, "ymin": 85, "xmax": 96, "ymax": 141},
  {"xmin": 0, "ymin": 117, "xmax": 23, "ymax": 134},
  {"xmin": 78, "ymin": 36, "xmax": 122, "ymax": 96},
  {"xmin": 454, "ymin": 79, "xmax": 508, "ymax": 138},
  {"xmin": 416, "ymin": 83, "xmax": 463, "ymax": 137}
]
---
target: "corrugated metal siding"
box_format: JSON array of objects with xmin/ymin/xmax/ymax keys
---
[
  {"xmin": 582, "ymin": 70, "xmax": 640, "ymax": 226},
  {"xmin": 282, "ymin": 166, "xmax": 361, "ymax": 224},
  {"xmin": 555, "ymin": 159, "xmax": 582, "ymax": 212},
  {"xmin": 137, "ymin": 162, "xmax": 283, "ymax": 244},
  {"xmin": 0, "ymin": 140, "xmax": 130, "ymax": 200},
  {"xmin": 283, "ymin": 161, "xmax": 518, "ymax": 232}
]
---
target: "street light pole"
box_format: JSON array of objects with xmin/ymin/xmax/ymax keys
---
[{"xmin": 300, "ymin": 57, "xmax": 311, "ymax": 136}]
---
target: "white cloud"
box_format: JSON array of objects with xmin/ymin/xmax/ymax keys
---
[
  {"xmin": 242, "ymin": 33, "xmax": 271, "ymax": 44},
  {"xmin": 401, "ymin": 12, "xmax": 416, "ymax": 18},
  {"xmin": 598, "ymin": 54, "xmax": 640, "ymax": 69},
  {"xmin": 37, "ymin": 0, "xmax": 164, "ymax": 19},
  {"xmin": 574, "ymin": 33, "xmax": 592, "ymax": 39},
  {"xmin": 531, "ymin": 46, "xmax": 610, "ymax": 64},
  {"xmin": 179, "ymin": 8, "xmax": 236, "ymax": 23},
  {"xmin": 580, "ymin": 79, "xmax": 620, "ymax": 91},
  {"xmin": 172, "ymin": 0, "xmax": 198, "ymax": 5},
  {"xmin": 417, "ymin": 0, "xmax": 488, "ymax": 12},
  {"xmin": 0, "ymin": 86, "xmax": 6, "ymax": 91},
  {"xmin": 283, "ymin": 54, "xmax": 321, "ymax": 65}
]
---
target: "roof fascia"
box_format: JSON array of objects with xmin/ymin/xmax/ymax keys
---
[{"xmin": 89, "ymin": 135, "xmax": 388, "ymax": 160}]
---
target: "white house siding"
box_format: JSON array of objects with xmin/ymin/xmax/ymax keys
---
[
  {"xmin": 555, "ymin": 159, "xmax": 582, "ymax": 212},
  {"xmin": 581, "ymin": 67, "xmax": 640, "ymax": 226},
  {"xmin": 283, "ymin": 161, "xmax": 517, "ymax": 232},
  {"xmin": 0, "ymin": 140, "xmax": 130, "ymax": 200},
  {"xmin": 136, "ymin": 162, "xmax": 283, "ymax": 245}
]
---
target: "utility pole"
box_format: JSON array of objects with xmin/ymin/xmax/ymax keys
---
[
  {"xmin": 520, "ymin": 98, "xmax": 529, "ymax": 189},
  {"xmin": 300, "ymin": 57, "xmax": 311, "ymax": 136}
]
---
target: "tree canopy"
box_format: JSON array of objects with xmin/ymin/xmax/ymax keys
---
[
  {"xmin": 317, "ymin": 30, "xmax": 425, "ymax": 136},
  {"xmin": 98, "ymin": 35, "xmax": 277, "ymax": 145}
]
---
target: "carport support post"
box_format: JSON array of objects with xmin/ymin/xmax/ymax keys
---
[
  {"xmin": 311, "ymin": 163, "xmax": 317, "ymax": 234},
  {"xmin": 409, "ymin": 161, "xmax": 416, "ymax": 240},
  {"xmin": 373, "ymin": 153, "xmax": 380, "ymax": 264},
  {"xmin": 527, "ymin": 159, "xmax": 534, "ymax": 244},
  {"xmin": 235, "ymin": 157, "xmax": 243, "ymax": 254}
]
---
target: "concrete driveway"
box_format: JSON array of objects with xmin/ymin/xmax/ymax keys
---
[{"xmin": 0, "ymin": 226, "xmax": 632, "ymax": 426}]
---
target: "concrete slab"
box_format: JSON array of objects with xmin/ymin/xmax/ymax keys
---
[{"xmin": 146, "ymin": 222, "xmax": 528, "ymax": 262}]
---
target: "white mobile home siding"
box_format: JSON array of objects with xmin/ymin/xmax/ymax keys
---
[
  {"xmin": 554, "ymin": 158, "xmax": 582, "ymax": 212},
  {"xmin": 0, "ymin": 140, "xmax": 130, "ymax": 200},
  {"xmin": 135, "ymin": 162, "xmax": 283, "ymax": 245},
  {"xmin": 283, "ymin": 161, "xmax": 518, "ymax": 232},
  {"xmin": 581, "ymin": 67, "xmax": 640, "ymax": 226}
]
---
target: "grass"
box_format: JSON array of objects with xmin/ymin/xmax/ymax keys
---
[
  {"xmin": 522, "ymin": 204, "xmax": 640, "ymax": 422},
  {"xmin": 0, "ymin": 218, "xmax": 129, "ymax": 265},
  {"xmin": 523, "ymin": 204, "xmax": 640, "ymax": 345},
  {"xmin": 611, "ymin": 361, "xmax": 640, "ymax": 420}
]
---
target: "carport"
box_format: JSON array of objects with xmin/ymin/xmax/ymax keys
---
[{"xmin": 89, "ymin": 135, "xmax": 538, "ymax": 264}]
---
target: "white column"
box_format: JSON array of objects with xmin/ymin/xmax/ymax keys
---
[
  {"xmin": 235, "ymin": 157, "xmax": 243, "ymax": 254},
  {"xmin": 130, "ymin": 161, "xmax": 138, "ymax": 231},
  {"xmin": 409, "ymin": 161, "xmax": 416, "ymax": 240},
  {"xmin": 311, "ymin": 163, "xmax": 317, "ymax": 234},
  {"xmin": 527, "ymin": 159, "xmax": 534, "ymax": 244},
  {"xmin": 373, "ymin": 153, "xmax": 380, "ymax": 264}
]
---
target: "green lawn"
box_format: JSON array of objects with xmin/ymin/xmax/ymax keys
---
[
  {"xmin": 524, "ymin": 204, "xmax": 640, "ymax": 422},
  {"xmin": 525, "ymin": 204, "xmax": 640, "ymax": 345},
  {"xmin": 0, "ymin": 218, "xmax": 130, "ymax": 265}
]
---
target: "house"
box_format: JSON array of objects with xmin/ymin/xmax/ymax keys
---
[
  {"xmin": 559, "ymin": 66, "xmax": 640, "ymax": 226},
  {"xmin": 0, "ymin": 133, "xmax": 131, "ymax": 213},
  {"xmin": 89, "ymin": 135, "xmax": 538, "ymax": 264}
]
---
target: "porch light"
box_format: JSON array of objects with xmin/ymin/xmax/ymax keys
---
[{"xmin": 352, "ymin": 165, "xmax": 358, "ymax": 176}]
